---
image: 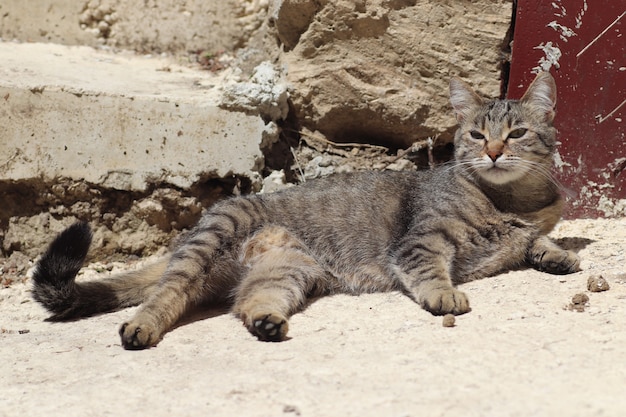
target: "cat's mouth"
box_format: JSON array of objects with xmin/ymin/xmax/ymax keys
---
[
  {"xmin": 487, "ymin": 165, "xmax": 509, "ymax": 173},
  {"xmin": 478, "ymin": 164, "xmax": 525, "ymax": 184}
]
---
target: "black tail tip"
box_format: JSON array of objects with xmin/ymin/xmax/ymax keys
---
[
  {"xmin": 48, "ymin": 221, "xmax": 93, "ymax": 260},
  {"xmin": 33, "ymin": 221, "xmax": 93, "ymax": 285}
]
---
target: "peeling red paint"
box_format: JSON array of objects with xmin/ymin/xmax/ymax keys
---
[{"xmin": 508, "ymin": 0, "xmax": 625, "ymax": 218}]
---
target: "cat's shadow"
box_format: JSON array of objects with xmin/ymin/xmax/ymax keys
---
[
  {"xmin": 553, "ymin": 236, "xmax": 594, "ymax": 252},
  {"xmin": 171, "ymin": 297, "xmax": 325, "ymax": 339},
  {"xmin": 173, "ymin": 302, "xmax": 231, "ymax": 330}
]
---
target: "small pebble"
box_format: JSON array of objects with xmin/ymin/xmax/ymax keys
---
[
  {"xmin": 587, "ymin": 275, "xmax": 610, "ymax": 292},
  {"xmin": 442, "ymin": 314, "xmax": 456, "ymax": 327},
  {"xmin": 572, "ymin": 293, "xmax": 589, "ymax": 304},
  {"xmin": 567, "ymin": 293, "xmax": 589, "ymax": 312}
]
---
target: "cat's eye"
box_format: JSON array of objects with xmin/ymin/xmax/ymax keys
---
[
  {"xmin": 507, "ymin": 128, "xmax": 527, "ymax": 139},
  {"xmin": 469, "ymin": 130, "xmax": 485, "ymax": 140}
]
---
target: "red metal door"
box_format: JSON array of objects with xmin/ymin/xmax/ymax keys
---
[{"xmin": 508, "ymin": 0, "xmax": 625, "ymax": 218}]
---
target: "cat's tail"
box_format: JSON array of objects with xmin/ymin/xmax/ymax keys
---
[{"xmin": 32, "ymin": 222, "xmax": 167, "ymax": 321}]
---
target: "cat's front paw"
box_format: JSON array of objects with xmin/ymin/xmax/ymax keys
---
[
  {"xmin": 119, "ymin": 319, "xmax": 161, "ymax": 350},
  {"xmin": 247, "ymin": 313, "xmax": 289, "ymax": 342},
  {"xmin": 419, "ymin": 283, "xmax": 471, "ymax": 316},
  {"xmin": 528, "ymin": 236, "xmax": 581, "ymax": 275}
]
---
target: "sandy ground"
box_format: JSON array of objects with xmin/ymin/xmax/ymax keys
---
[{"xmin": 1, "ymin": 217, "xmax": 625, "ymax": 417}]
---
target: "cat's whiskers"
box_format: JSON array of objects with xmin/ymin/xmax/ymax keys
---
[
  {"xmin": 511, "ymin": 160, "xmax": 577, "ymax": 198},
  {"xmin": 440, "ymin": 158, "xmax": 481, "ymax": 175},
  {"xmin": 443, "ymin": 163, "xmax": 483, "ymax": 182},
  {"xmin": 514, "ymin": 159, "xmax": 564, "ymax": 189},
  {"xmin": 442, "ymin": 154, "xmax": 565, "ymax": 191}
]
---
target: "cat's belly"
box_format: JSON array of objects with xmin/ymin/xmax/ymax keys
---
[{"xmin": 330, "ymin": 262, "xmax": 399, "ymax": 294}]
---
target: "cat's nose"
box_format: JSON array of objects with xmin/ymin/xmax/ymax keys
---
[
  {"xmin": 485, "ymin": 140, "xmax": 504, "ymax": 162},
  {"xmin": 487, "ymin": 150, "xmax": 503, "ymax": 162}
]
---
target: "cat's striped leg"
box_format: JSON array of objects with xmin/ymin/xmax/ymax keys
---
[
  {"xmin": 392, "ymin": 230, "xmax": 471, "ymax": 316},
  {"xmin": 118, "ymin": 235, "xmax": 234, "ymax": 349},
  {"xmin": 233, "ymin": 267, "xmax": 298, "ymax": 342},
  {"xmin": 119, "ymin": 197, "xmax": 265, "ymax": 349},
  {"xmin": 233, "ymin": 226, "xmax": 328, "ymax": 342},
  {"xmin": 119, "ymin": 267, "xmax": 202, "ymax": 349}
]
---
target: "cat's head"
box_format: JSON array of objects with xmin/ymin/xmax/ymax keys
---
[{"xmin": 449, "ymin": 72, "xmax": 557, "ymax": 185}]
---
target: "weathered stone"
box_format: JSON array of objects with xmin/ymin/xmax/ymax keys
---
[
  {"xmin": 269, "ymin": 0, "xmax": 320, "ymax": 51},
  {"xmin": 277, "ymin": 0, "xmax": 512, "ymax": 148},
  {"xmin": 221, "ymin": 62, "xmax": 290, "ymax": 122}
]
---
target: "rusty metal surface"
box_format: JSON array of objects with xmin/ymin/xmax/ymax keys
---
[{"xmin": 508, "ymin": 0, "xmax": 625, "ymax": 218}]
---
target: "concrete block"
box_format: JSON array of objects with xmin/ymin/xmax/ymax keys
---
[{"xmin": 0, "ymin": 41, "xmax": 276, "ymax": 192}]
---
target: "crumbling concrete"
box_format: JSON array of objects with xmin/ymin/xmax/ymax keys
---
[
  {"xmin": 275, "ymin": 0, "xmax": 512, "ymax": 148},
  {"xmin": 0, "ymin": 0, "xmax": 514, "ymax": 261}
]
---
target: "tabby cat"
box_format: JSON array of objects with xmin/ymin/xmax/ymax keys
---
[{"xmin": 32, "ymin": 72, "xmax": 580, "ymax": 349}]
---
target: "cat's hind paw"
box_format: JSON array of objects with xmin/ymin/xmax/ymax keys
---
[
  {"xmin": 119, "ymin": 319, "xmax": 161, "ymax": 350},
  {"xmin": 248, "ymin": 313, "xmax": 289, "ymax": 342}
]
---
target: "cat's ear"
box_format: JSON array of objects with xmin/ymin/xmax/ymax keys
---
[
  {"xmin": 449, "ymin": 77, "xmax": 484, "ymax": 123},
  {"xmin": 520, "ymin": 72, "xmax": 557, "ymax": 121}
]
